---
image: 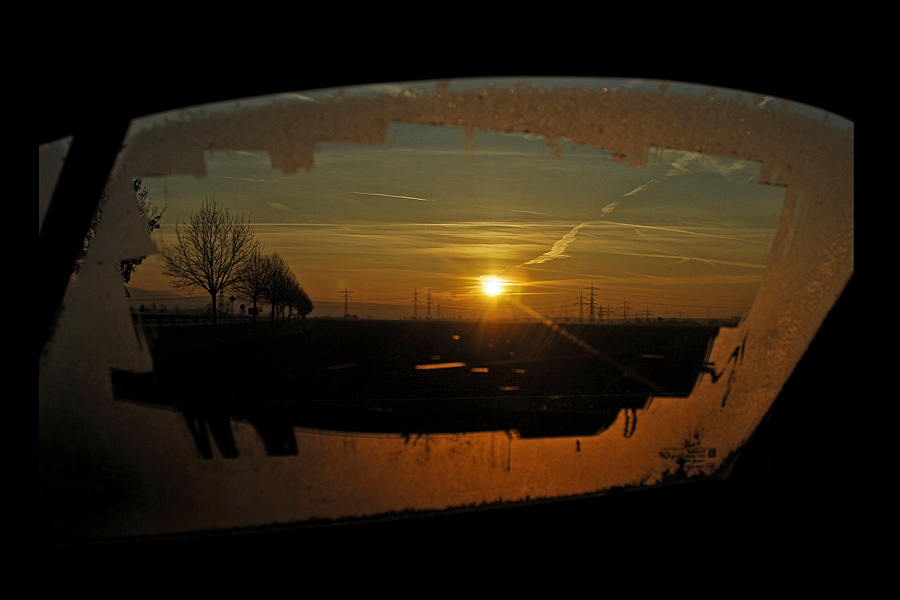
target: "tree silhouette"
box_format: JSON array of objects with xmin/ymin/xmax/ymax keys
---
[
  {"xmin": 294, "ymin": 286, "xmax": 314, "ymax": 320},
  {"xmin": 232, "ymin": 249, "xmax": 270, "ymax": 324},
  {"xmin": 263, "ymin": 253, "xmax": 297, "ymax": 324},
  {"xmin": 160, "ymin": 197, "xmax": 261, "ymax": 327}
]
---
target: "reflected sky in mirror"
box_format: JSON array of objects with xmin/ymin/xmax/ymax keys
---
[
  {"xmin": 41, "ymin": 76, "xmax": 853, "ymax": 543},
  {"xmin": 128, "ymin": 115, "xmax": 785, "ymax": 321}
]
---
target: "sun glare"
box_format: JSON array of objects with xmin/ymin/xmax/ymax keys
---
[{"xmin": 482, "ymin": 276, "xmax": 505, "ymax": 296}]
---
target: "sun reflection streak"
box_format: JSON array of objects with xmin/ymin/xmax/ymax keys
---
[
  {"xmin": 414, "ymin": 362, "xmax": 467, "ymax": 370},
  {"xmin": 509, "ymin": 298, "xmax": 670, "ymax": 393},
  {"xmin": 509, "ymin": 299, "xmax": 600, "ymax": 356}
]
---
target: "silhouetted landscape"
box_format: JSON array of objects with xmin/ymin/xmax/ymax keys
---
[{"xmin": 112, "ymin": 318, "xmax": 719, "ymax": 455}]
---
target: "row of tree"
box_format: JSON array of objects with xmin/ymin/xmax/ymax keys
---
[
  {"xmin": 232, "ymin": 251, "xmax": 313, "ymax": 324},
  {"xmin": 160, "ymin": 196, "xmax": 312, "ymax": 326},
  {"xmin": 74, "ymin": 181, "xmax": 313, "ymax": 326}
]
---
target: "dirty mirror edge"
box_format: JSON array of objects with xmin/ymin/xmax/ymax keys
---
[{"xmin": 39, "ymin": 64, "xmax": 854, "ymax": 550}]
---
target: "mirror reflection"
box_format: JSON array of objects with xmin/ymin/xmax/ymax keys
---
[
  {"xmin": 40, "ymin": 77, "xmax": 853, "ymax": 542},
  {"xmin": 116, "ymin": 99, "xmax": 784, "ymax": 450}
]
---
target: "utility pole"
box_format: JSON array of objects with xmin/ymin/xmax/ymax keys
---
[
  {"xmin": 412, "ymin": 288, "xmax": 419, "ymax": 320},
  {"xmin": 340, "ymin": 288, "xmax": 353, "ymax": 317}
]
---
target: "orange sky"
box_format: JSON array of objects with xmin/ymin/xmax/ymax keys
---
[{"xmin": 125, "ymin": 84, "xmax": 786, "ymax": 320}]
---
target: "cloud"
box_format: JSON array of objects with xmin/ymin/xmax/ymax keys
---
[
  {"xmin": 521, "ymin": 222, "xmax": 591, "ymax": 265},
  {"xmin": 210, "ymin": 175, "xmax": 269, "ymax": 183},
  {"xmin": 347, "ymin": 191, "xmax": 433, "ymax": 202},
  {"xmin": 267, "ymin": 202, "xmax": 300, "ymax": 212},
  {"xmin": 623, "ymin": 149, "xmax": 751, "ymax": 197},
  {"xmin": 624, "ymin": 181, "xmax": 656, "ymax": 196},
  {"xmin": 517, "ymin": 202, "xmax": 619, "ymax": 267}
]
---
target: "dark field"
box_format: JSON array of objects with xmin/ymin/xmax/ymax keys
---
[{"xmin": 114, "ymin": 318, "xmax": 719, "ymax": 445}]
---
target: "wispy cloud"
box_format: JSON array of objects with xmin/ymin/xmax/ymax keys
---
[
  {"xmin": 516, "ymin": 202, "xmax": 619, "ymax": 267},
  {"xmin": 599, "ymin": 202, "xmax": 619, "ymax": 217},
  {"xmin": 267, "ymin": 202, "xmax": 301, "ymax": 212},
  {"xmin": 624, "ymin": 150, "xmax": 752, "ymax": 197},
  {"xmin": 521, "ymin": 222, "xmax": 590, "ymax": 265},
  {"xmin": 624, "ymin": 181, "xmax": 656, "ymax": 196},
  {"xmin": 599, "ymin": 220, "xmax": 768, "ymax": 244},
  {"xmin": 346, "ymin": 191, "xmax": 433, "ymax": 202},
  {"xmin": 211, "ymin": 175, "xmax": 270, "ymax": 183},
  {"xmin": 609, "ymin": 250, "xmax": 766, "ymax": 269}
]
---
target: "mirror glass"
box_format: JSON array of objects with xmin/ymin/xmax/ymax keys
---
[{"xmin": 39, "ymin": 77, "xmax": 853, "ymax": 543}]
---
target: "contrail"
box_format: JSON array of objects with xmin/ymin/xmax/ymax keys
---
[
  {"xmin": 600, "ymin": 220, "xmax": 767, "ymax": 243},
  {"xmin": 522, "ymin": 222, "xmax": 591, "ymax": 265},
  {"xmin": 211, "ymin": 175, "xmax": 270, "ymax": 183},
  {"xmin": 624, "ymin": 181, "xmax": 655, "ymax": 196},
  {"xmin": 267, "ymin": 202, "xmax": 301, "ymax": 212},
  {"xmin": 347, "ymin": 191, "xmax": 432, "ymax": 202},
  {"xmin": 599, "ymin": 202, "xmax": 619, "ymax": 217},
  {"xmin": 504, "ymin": 202, "xmax": 619, "ymax": 271}
]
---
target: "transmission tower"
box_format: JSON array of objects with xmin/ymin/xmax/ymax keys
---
[
  {"xmin": 619, "ymin": 298, "xmax": 632, "ymax": 321},
  {"xmin": 412, "ymin": 288, "xmax": 419, "ymax": 319},
  {"xmin": 340, "ymin": 288, "xmax": 353, "ymax": 317},
  {"xmin": 574, "ymin": 291, "xmax": 584, "ymax": 323},
  {"xmin": 599, "ymin": 304, "xmax": 610, "ymax": 322},
  {"xmin": 425, "ymin": 289, "xmax": 433, "ymax": 319},
  {"xmin": 585, "ymin": 283, "xmax": 597, "ymax": 324}
]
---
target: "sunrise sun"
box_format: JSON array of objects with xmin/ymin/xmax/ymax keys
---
[{"xmin": 482, "ymin": 276, "xmax": 505, "ymax": 296}]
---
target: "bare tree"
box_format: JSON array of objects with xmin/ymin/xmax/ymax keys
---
[
  {"xmin": 160, "ymin": 197, "xmax": 261, "ymax": 327},
  {"xmin": 293, "ymin": 286, "xmax": 314, "ymax": 320},
  {"xmin": 263, "ymin": 253, "xmax": 297, "ymax": 324},
  {"xmin": 232, "ymin": 249, "xmax": 271, "ymax": 324}
]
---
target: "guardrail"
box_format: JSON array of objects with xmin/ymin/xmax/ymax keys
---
[{"xmin": 132, "ymin": 313, "xmax": 269, "ymax": 327}]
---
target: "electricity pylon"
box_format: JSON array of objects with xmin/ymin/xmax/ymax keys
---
[{"xmin": 340, "ymin": 288, "xmax": 353, "ymax": 317}]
